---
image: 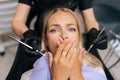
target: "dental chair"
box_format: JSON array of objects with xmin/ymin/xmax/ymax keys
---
[{"xmin": 103, "ymin": 30, "xmax": 120, "ymax": 70}]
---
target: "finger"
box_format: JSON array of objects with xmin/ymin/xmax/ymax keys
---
[
  {"xmin": 58, "ymin": 37, "xmax": 64, "ymax": 44},
  {"xmin": 93, "ymin": 31, "xmax": 107, "ymax": 44},
  {"xmin": 57, "ymin": 39, "xmax": 61, "ymax": 47},
  {"xmin": 69, "ymin": 47, "xmax": 76, "ymax": 64},
  {"xmin": 61, "ymin": 39, "xmax": 74, "ymax": 58},
  {"xmin": 78, "ymin": 48, "xmax": 84, "ymax": 62},
  {"xmin": 57, "ymin": 37, "xmax": 63, "ymax": 48},
  {"xmin": 48, "ymin": 52, "xmax": 53, "ymax": 69},
  {"xmin": 96, "ymin": 40, "xmax": 107, "ymax": 49},
  {"xmin": 66, "ymin": 40, "xmax": 76, "ymax": 61},
  {"xmin": 54, "ymin": 39, "xmax": 69, "ymax": 60}
]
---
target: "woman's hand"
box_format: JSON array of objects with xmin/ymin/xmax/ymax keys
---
[
  {"xmin": 70, "ymin": 48, "xmax": 85, "ymax": 80},
  {"xmin": 48, "ymin": 39, "xmax": 76, "ymax": 80}
]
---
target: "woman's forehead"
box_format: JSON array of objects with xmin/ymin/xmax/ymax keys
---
[
  {"xmin": 47, "ymin": 11, "xmax": 77, "ymax": 26},
  {"xmin": 49, "ymin": 11, "xmax": 76, "ymax": 20}
]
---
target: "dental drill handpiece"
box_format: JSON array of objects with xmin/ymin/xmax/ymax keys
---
[
  {"xmin": 8, "ymin": 35, "xmax": 47, "ymax": 57},
  {"xmin": 84, "ymin": 27, "xmax": 106, "ymax": 54},
  {"xmin": 109, "ymin": 30, "xmax": 120, "ymax": 40}
]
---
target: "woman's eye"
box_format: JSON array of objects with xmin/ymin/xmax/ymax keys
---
[
  {"xmin": 69, "ymin": 28, "xmax": 76, "ymax": 32},
  {"xmin": 50, "ymin": 29, "xmax": 57, "ymax": 33}
]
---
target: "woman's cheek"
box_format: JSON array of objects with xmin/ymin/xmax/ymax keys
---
[
  {"xmin": 70, "ymin": 36, "xmax": 79, "ymax": 47},
  {"xmin": 48, "ymin": 38, "xmax": 58, "ymax": 51}
]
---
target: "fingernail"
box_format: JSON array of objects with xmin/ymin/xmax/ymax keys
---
[
  {"xmin": 59, "ymin": 37, "xmax": 63, "ymax": 42},
  {"xmin": 82, "ymin": 50, "xmax": 88, "ymax": 54},
  {"xmin": 65, "ymin": 38, "xmax": 69, "ymax": 42},
  {"xmin": 57, "ymin": 40, "xmax": 60, "ymax": 45}
]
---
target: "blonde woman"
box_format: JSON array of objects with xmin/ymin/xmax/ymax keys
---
[{"xmin": 21, "ymin": 8, "xmax": 107, "ymax": 80}]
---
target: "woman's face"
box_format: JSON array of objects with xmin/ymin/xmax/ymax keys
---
[{"xmin": 46, "ymin": 11, "xmax": 80, "ymax": 54}]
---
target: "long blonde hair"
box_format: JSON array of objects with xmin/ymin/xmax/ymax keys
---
[{"xmin": 41, "ymin": 8, "xmax": 102, "ymax": 68}]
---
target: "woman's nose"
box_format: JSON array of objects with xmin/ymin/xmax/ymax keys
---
[{"xmin": 61, "ymin": 31, "xmax": 68, "ymax": 40}]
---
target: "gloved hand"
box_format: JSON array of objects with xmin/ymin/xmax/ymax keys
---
[
  {"xmin": 23, "ymin": 29, "xmax": 41, "ymax": 55},
  {"xmin": 87, "ymin": 28, "xmax": 107, "ymax": 50}
]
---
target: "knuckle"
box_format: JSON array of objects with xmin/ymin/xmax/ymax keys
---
[
  {"xmin": 59, "ymin": 58, "xmax": 64, "ymax": 63},
  {"xmin": 53, "ymin": 58, "xmax": 58, "ymax": 63}
]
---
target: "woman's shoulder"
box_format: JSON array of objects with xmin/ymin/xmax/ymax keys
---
[
  {"xmin": 21, "ymin": 69, "xmax": 33, "ymax": 80},
  {"xmin": 94, "ymin": 67, "xmax": 106, "ymax": 76},
  {"xmin": 82, "ymin": 66, "xmax": 107, "ymax": 80}
]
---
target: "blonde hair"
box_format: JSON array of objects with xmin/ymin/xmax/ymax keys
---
[{"xmin": 41, "ymin": 8, "xmax": 102, "ymax": 68}]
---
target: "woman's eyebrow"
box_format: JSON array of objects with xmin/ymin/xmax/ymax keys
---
[
  {"xmin": 48, "ymin": 24, "xmax": 60, "ymax": 27},
  {"xmin": 48, "ymin": 23, "xmax": 77, "ymax": 28},
  {"xmin": 66, "ymin": 23, "xmax": 77, "ymax": 26}
]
